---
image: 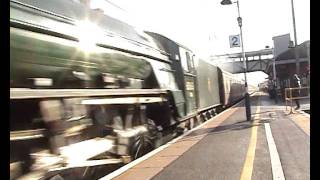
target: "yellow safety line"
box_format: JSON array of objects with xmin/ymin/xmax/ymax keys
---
[{"xmin": 240, "ymin": 93, "xmax": 260, "ymax": 180}]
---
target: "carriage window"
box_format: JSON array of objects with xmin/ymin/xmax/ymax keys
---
[
  {"xmin": 185, "ymin": 52, "xmax": 193, "ymax": 71},
  {"xmin": 180, "ymin": 48, "xmax": 195, "ymax": 73},
  {"xmin": 180, "ymin": 50, "xmax": 189, "ymax": 72},
  {"xmin": 191, "ymin": 55, "xmax": 195, "ymax": 69}
]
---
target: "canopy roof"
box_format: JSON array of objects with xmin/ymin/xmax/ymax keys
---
[{"xmin": 275, "ymin": 41, "xmax": 310, "ymax": 61}]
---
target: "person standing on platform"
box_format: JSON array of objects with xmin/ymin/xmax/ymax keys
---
[
  {"xmin": 272, "ymin": 81, "xmax": 278, "ymax": 104},
  {"xmin": 292, "ymin": 74, "xmax": 301, "ymax": 109}
]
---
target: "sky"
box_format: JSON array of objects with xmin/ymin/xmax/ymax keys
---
[{"xmin": 90, "ymin": 0, "xmax": 310, "ymax": 86}]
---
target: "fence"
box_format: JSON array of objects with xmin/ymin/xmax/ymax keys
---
[{"xmin": 285, "ymin": 87, "xmax": 310, "ymax": 113}]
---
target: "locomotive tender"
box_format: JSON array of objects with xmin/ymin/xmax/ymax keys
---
[{"xmin": 10, "ymin": 0, "xmax": 251, "ymax": 179}]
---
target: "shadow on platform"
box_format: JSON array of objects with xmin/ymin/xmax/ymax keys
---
[{"xmin": 181, "ymin": 119, "xmax": 272, "ymax": 141}]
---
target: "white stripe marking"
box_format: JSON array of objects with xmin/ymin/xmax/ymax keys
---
[
  {"xmin": 264, "ymin": 123, "xmax": 285, "ymax": 180},
  {"xmin": 100, "ymin": 96, "xmax": 248, "ymax": 180}
]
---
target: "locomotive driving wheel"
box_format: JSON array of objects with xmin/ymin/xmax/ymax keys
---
[{"xmin": 130, "ymin": 119, "xmax": 161, "ymax": 159}]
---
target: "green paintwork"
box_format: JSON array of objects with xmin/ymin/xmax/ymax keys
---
[{"xmin": 10, "ymin": 27, "xmax": 153, "ymax": 88}]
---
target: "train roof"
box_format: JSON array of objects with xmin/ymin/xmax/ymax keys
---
[
  {"xmin": 219, "ymin": 67, "xmax": 244, "ymax": 82},
  {"xmin": 145, "ymin": 31, "xmax": 194, "ymax": 53},
  {"xmin": 11, "ymin": 0, "xmax": 169, "ymax": 62}
]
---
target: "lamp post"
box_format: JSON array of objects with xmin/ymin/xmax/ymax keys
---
[
  {"xmin": 221, "ymin": 0, "xmax": 251, "ymax": 121},
  {"xmin": 290, "ymin": 0, "xmax": 300, "ymax": 75}
]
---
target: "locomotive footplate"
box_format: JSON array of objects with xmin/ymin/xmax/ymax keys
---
[{"xmin": 10, "ymin": 88, "xmax": 167, "ymax": 99}]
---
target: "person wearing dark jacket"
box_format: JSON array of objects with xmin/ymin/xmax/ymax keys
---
[{"xmin": 292, "ymin": 74, "xmax": 301, "ymax": 109}]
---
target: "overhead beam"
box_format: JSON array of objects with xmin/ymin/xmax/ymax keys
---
[
  {"xmin": 275, "ymin": 58, "xmax": 308, "ymax": 65},
  {"xmin": 212, "ymin": 48, "xmax": 273, "ymax": 59}
]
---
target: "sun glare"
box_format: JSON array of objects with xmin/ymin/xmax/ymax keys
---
[{"xmin": 75, "ymin": 20, "xmax": 104, "ymax": 52}]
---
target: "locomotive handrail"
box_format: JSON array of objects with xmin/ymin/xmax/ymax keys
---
[
  {"xmin": 183, "ymin": 72, "xmax": 197, "ymax": 77},
  {"xmin": 159, "ymin": 68, "xmax": 176, "ymax": 73}
]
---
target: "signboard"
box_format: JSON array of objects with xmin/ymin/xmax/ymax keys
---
[
  {"xmin": 272, "ymin": 34, "xmax": 290, "ymax": 58},
  {"xmin": 229, "ymin": 35, "xmax": 241, "ymax": 48}
]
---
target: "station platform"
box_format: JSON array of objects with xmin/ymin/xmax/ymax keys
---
[{"xmin": 101, "ymin": 92, "xmax": 310, "ymax": 180}]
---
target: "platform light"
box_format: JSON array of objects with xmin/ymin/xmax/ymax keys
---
[
  {"xmin": 290, "ymin": 0, "xmax": 300, "ymax": 75},
  {"xmin": 220, "ymin": 0, "xmax": 233, "ymax": 5},
  {"xmin": 221, "ymin": 0, "xmax": 251, "ymax": 121}
]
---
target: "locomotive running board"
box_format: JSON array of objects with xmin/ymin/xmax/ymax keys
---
[
  {"xmin": 81, "ymin": 97, "xmax": 166, "ymax": 105},
  {"xmin": 10, "ymin": 129, "xmax": 46, "ymax": 141},
  {"xmin": 10, "ymin": 88, "xmax": 167, "ymax": 99}
]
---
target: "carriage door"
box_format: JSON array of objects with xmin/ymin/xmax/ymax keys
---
[{"xmin": 180, "ymin": 48, "xmax": 197, "ymax": 115}]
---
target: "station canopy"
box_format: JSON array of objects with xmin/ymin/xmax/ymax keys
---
[{"xmin": 275, "ymin": 41, "xmax": 310, "ymax": 61}]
